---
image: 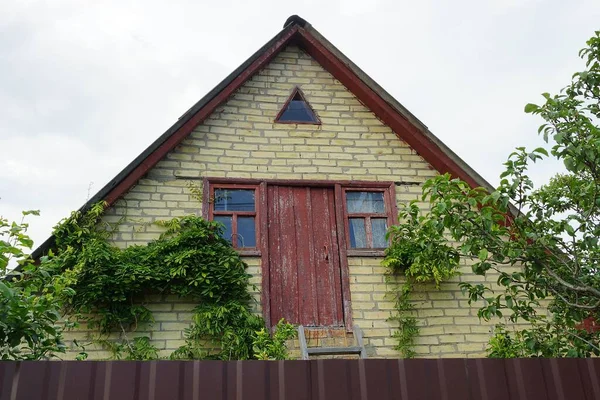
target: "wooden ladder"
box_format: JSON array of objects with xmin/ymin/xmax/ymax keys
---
[{"xmin": 297, "ymin": 325, "xmax": 367, "ymax": 360}]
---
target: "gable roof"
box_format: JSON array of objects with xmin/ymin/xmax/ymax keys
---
[{"xmin": 31, "ymin": 15, "xmax": 493, "ymax": 259}]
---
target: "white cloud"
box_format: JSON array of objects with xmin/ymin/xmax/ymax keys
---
[{"xmin": 1, "ymin": 0, "xmax": 599, "ymax": 248}]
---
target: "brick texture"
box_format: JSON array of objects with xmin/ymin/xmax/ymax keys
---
[{"xmin": 64, "ymin": 45, "xmax": 511, "ymax": 359}]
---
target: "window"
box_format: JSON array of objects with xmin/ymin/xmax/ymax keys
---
[
  {"xmin": 210, "ymin": 185, "xmax": 259, "ymax": 250},
  {"xmin": 274, "ymin": 87, "xmax": 320, "ymax": 124},
  {"xmin": 343, "ymin": 189, "xmax": 391, "ymax": 250},
  {"xmin": 205, "ymin": 179, "xmax": 395, "ymax": 257}
]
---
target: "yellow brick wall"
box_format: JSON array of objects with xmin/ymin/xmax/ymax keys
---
[{"xmin": 64, "ymin": 45, "xmax": 506, "ymax": 359}]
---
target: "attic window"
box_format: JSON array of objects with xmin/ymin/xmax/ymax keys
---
[{"xmin": 275, "ymin": 87, "xmax": 320, "ymax": 124}]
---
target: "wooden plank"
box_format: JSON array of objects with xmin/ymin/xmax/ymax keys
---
[
  {"xmin": 259, "ymin": 181, "xmax": 270, "ymax": 328},
  {"xmin": 295, "ymin": 187, "xmax": 318, "ymax": 326},
  {"xmin": 205, "ymin": 177, "xmax": 394, "ymax": 188},
  {"xmin": 267, "ymin": 185, "xmax": 283, "ymax": 326},
  {"xmin": 324, "ymin": 188, "xmax": 344, "ymax": 326},
  {"xmin": 310, "ymin": 187, "xmax": 341, "ymax": 326},
  {"xmin": 334, "ymin": 184, "xmax": 353, "ymax": 331},
  {"xmin": 306, "ymin": 347, "xmax": 363, "ymax": 355},
  {"xmin": 279, "ymin": 186, "xmax": 299, "ymax": 324}
]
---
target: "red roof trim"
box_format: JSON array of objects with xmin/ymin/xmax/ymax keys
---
[
  {"xmin": 103, "ymin": 26, "xmax": 300, "ymax": 205},
  {"xmin": 103, "ymin": 24, "xmax": 481, "ymax": 206},
  {"xmin": 295, "ymin": 27, "xmax": 480, "ymax": 188}
]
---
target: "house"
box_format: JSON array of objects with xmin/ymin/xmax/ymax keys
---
[{"xmin": 36, "ymin": 15, "xmax": 508, "ymax": 359}]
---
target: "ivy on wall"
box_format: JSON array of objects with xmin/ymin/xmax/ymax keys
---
[
  {"xmin": 44, "ymin": 202, "xmax": 295, "ymax": 360},
  {"xmin": 383, "ymin": 202, "xmax": 460, "ymax": 358}
]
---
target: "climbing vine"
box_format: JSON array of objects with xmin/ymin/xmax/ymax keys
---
[
  {"xmin": 44, "ymin": 201, "xmax": 295, "ymax": 360},
  {"xmin": 383, "ymin": 202, "xmax": 460, "ymax": 358}
]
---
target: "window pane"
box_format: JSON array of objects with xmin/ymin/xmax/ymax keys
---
[
  {"xmin": 346, "ymin": 192, "xmax": 385, "ymax": 213},
  {"xmin": 214, "ymin": 189, "xmax": 255, "ymax": 212},
  {"xmin": 349, "ymin": 218, "xmax": 367, "ymax": 248},
  {"xmin": 237, "ymin": 217, "xmax": 256, "ymax": 248},
  {"xmin": 277, "ymin": 92, "xmax": 319, "ymax": 123},
  {"xmin": 214, "ymin": 216, "xmax": 232, "ymax": 243},
  {"xmin": 371, "ymin": 218, "xmax": 388, "ymax": 248}
]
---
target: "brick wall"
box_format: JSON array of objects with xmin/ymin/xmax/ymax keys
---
[{"xmin": 64, "ymin": 45, "xmax": 509, "ymax": 359}]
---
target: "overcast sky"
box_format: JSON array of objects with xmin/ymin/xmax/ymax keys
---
[{"xmin": 1, "ymin": 0, "xmax": 599, "ymax": 249}]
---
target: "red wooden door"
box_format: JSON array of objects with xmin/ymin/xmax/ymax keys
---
[{"xmin": 267, "ymin": 185, "xmax": 344, "ymax": 327}]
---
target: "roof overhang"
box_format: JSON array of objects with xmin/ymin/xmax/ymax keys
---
[{"xmin": 31, "ymin": 15, "xmax": 494, "ymax": 259}]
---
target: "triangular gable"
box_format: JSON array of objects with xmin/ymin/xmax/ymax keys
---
[{"xmin": 32, "ymin": 15, "xmax": 493, "ymax": 259}]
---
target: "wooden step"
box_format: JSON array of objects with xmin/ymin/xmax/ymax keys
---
[
  {"xmin": 306, "ymin": 346, "xmax": 363, "ymax": 356},
  {"xmin": 298, "ymin": 325, "xmax": 367, "ymax": 359}
]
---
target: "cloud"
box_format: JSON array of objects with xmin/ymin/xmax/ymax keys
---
[{"xmin": 1, "ymin": 0, "xmax": 599, "ymax": 248}]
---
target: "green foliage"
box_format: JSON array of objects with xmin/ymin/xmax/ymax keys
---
[
  {"xmin": 172, "ymin": 300, "xmax": 264, "ymax": 360},
  {"xmin": 488, "ymin": 323, "xmax": 600, "ymax": 358},
  {"xmin": 487, "ymin": 325, "xmax": 527, "ymax": 358},
  {"xmin": 42, "ymin": 202, "xmax": 294, "ymax": 360},
  {"xmin": 252, "ymin": 319, "xmax": 297, "ymax": 360},
  {"xmin": 0, "ymin": 211, "xmax": 66, "ymax": 360},
  {"xmin": 386, "ymin": 31, "xmax": 600, "ymax": 357},
  {"xmin": 383, "ymin": 203, "xmax": 460, "ymax": 357},
  {"xmin": 47, "ymin": 205, "xmax": 252, "ymax": 334},
  {"xmin": 98, "ymin": 336, "xmax": 159, "ymax": 360},
  {"xmin": 171, "ymin": 303, "xmax": 296, "ymax": 361},
  {"xmin": 386, "ymin": 282, "xmax": 419, "ymax": 358},
  {"xmin": 384, "ymin": 202, "xmax": 461, "ymax": 286}
]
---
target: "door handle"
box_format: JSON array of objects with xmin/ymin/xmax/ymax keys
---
[{"xmin": 324, "ymin": 245, "xmax": 329, "ymax": 262}]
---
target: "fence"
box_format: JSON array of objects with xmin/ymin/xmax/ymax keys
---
[{"xmin": 1, "ymin": 358, "xmax": 599, "ymax": 400}]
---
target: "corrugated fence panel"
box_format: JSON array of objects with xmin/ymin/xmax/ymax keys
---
[{"xmin": 1, "ymin": 359, "xmax": 600, "ymax": 400}]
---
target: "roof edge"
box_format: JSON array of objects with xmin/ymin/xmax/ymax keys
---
[
  {"xmin": 31, "ymin": 18, "xmax": 304, "ymax": 260},
  {"xmin": 302, "ymin": 24, "xmax": 496, "ymax": 193},
  {"xmin": 31, "ymin": 14, "xmax": 497, "ymax": 260}
]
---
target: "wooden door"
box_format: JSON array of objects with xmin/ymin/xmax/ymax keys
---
[{"xmin": 267, "ymin": 185, "xmax": 344, "ymax": 327}]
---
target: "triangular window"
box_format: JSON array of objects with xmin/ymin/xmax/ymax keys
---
[{"xmin": 275, "ymin": 87, "xmax": 320, "ymax": 124}]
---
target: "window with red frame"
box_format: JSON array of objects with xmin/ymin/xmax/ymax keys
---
[
  {"xmin": 343, "ymin": 189, "xmax": 391, "ymax": 249},
  {"xmin": 210, "ymin": 185, "xmax": 258, "ymax": 249}
]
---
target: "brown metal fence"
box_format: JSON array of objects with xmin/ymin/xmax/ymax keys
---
[{"xmin": 1, "ymin": 359, "xmax": 599, "ymax": 400}]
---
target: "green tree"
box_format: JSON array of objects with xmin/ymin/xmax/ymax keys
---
[
  {"xmin": 0, "ymin": 211, "xmax": 67, "ymax": 360},
  {"xmin": 385, "ymin": 31, "xmax": 600, "ymax": 357}
]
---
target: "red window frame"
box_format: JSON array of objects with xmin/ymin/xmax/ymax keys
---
[
  {"xmin": 207, "ymin": 183, "xmax": 261, "ymax": 255},
  {"xmin": 342, "ymin": 187, "xmax": 394, "ymax": 254},
  {"xmin": 204, "ymin": 178, "xmax": 396, "ymax": 258}
]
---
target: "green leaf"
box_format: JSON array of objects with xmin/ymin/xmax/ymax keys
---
[
  {"xmin": 0, "ymin": 281, "xmax": 14, "ymax": 299},
  {"xmin": 478, "ymin": 249, "xmax": 488, "ymax": 261},
  {"xmin": 524, "ymin": 103, "xmax": 539, "ymax": 113}
]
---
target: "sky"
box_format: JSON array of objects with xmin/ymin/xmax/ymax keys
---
[{"xmin": 1, "ymin": 0, "xmax": 599, "ymax": 250}]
